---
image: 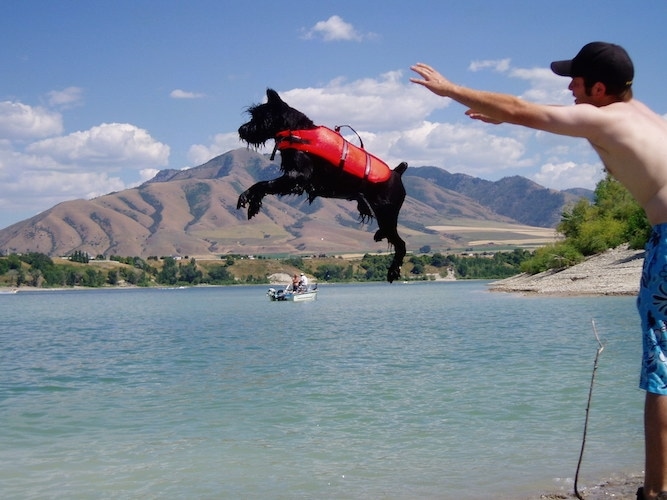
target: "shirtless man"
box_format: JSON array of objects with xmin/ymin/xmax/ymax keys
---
[{"xmin": 411, "ymin": 42, "xmax": 667, "ymax": 500}]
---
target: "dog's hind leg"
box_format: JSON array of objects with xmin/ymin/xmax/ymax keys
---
[
  {"xmin": 384, "ymin": 229, "xmax": 406, "ymax": 283},
  {"xmin": 372, "ymin": 199, "xmax": 406, "ymax": 282},
  {"xmin": 371, "ymin": 162, "xmax": 408, "ymax": 282},
  {"xmin": 355, "ymin": 196, "xmax": 374, "ymax": 224},
  {"xmin": 373, "ymin": 219, "xmax": 406, "ymax": 283}
]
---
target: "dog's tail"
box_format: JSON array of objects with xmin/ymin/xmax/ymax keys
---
[{"xmin": 394, "ymin": 162, "xmax": 408, "ymax": 176}]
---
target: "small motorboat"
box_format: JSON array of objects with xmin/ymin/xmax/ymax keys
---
[{"xmin": 267, "ymin": 284, "xmax": 318, "ymax": 302}]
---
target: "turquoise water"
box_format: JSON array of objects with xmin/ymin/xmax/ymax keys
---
[{"xmin": 0, "ymin": 282, "xmax": 644, "ymax": 499}]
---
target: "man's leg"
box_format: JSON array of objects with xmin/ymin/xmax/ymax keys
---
[{"xmin": 644, "ymin": 392, "xmax": 667, "ymax": 498}]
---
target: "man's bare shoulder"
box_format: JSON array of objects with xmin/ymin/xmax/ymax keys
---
[{"xmin": 603, "ymin": 99, "xmax": 665, "ymax": 121}]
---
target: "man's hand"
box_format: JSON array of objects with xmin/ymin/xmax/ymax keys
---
[
  {"xmin": 465, "ymin": 109, "xmax": 504, "ymax": 125},
  {"xmin": 410, "ymin": 63, "xmax": 452, "ymax": 97},
  {"xmin": 412, "ymin": 62, "xmax": 510, "ymax": 125}
]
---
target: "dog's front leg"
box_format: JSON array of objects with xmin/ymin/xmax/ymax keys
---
[
  {"xmin": 237, "ymin": 176, "xmax": 302, "ymax": 219},
  {"xmin": 237, "ymin": 183, "xmax": 265, "ymax": 219}
]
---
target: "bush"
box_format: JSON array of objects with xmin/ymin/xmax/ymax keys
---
[
  {"xmin": 520, "ymin": 242, "xmax": 584, "ymax": 274},
  {"xmin": 522, "ymin": 175, "xmax": 650, "ymax": 274}
]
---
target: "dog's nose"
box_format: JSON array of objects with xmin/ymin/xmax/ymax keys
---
[{"xmin": 238, "ymin": 124, "xmax": 251, "ymax": 140}]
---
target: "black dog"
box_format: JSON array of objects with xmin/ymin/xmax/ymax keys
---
[{"xmin": 237, "ymin": 89, "xmax": 407, "ymax": 282}]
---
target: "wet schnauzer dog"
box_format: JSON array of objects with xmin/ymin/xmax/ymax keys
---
[{"xmin": 237, "ymin": 89, "xmax": 407, "ymax": 282}]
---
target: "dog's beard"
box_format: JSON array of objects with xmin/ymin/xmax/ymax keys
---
[
  {"xmin": 240, "ymin": 138, "xmax": 268, "ymax": 150},
  {"xmin": 238, "ymin": 124, "xmax": 272, "ymax": 150}
]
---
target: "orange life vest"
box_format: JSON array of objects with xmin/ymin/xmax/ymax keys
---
[{"xmin": 274, "ymin": 126, "xmax": 391, "ymax": 183}]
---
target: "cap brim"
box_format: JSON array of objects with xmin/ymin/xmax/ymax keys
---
[{"xmin": 550, "ymin": 59, "xmax": 573, "ymax": 76}]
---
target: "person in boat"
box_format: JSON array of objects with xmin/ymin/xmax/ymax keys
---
[
  {"xmin": 291, "ymin": 274, "xmax": 300, "ymax": 292},
  {"xmin": 298, "ymin": 273, "xmax": 308, "ymax": 292},
  {"xmin": 412, "ymin": 42, "xmax": 667, "ymax": 500}
]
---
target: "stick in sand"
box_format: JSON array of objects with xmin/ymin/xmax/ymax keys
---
[{"xmin": 574, "ymin": 319, "xmax": 605, "ymax": 500}]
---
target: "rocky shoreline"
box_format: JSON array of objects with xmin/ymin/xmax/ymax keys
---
[{"xmin": 490, "ymin": 244, "xmax": 645, "ymax": 296}]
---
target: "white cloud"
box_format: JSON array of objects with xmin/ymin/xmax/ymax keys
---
[
  {"xmin": 469, "ymin": 58, "xmax": 511, "ymax": 72},
  {"xmin": 384, "ymin": 120, "xmax": 529, "ymax": 175},
  {"xmin": 509, "ymin": 67, "xmax": 572, "ymax": 104},
  {"xmin": 0, "ymin": 114, "xmax": 169, "ymax": 227},
  {"xmin": 468, "ymin": 59, "xmax": 572, "ymax": 105},
  {"xmin": 301, "ymin": 15, "xmax": 374, "ymax": 42},
  {"xmin": 0, "ymin": 101, "xmax": 63, "ymax": 140},
  {"xmin": 0, "ymin": 92, "xmax": 175, "ymax": 228},
  {"xmin": 170, "ymin": 89, "xmax": 205, "ymax": 99},
  {"xmin": 282, "ymin": 71, "xmax": 447, "ymax": 131},
  {"xmin": 188, "ymin": 132, "xmax": 242, "ymax": 166},
  {"xmin": 47, "ymin": 87, "xmax": 84, "ymax": 108},
  {"xmin": 0, "ymin": 120, "xmax": 170, "ymax": 227},
  {"xmin": 531, "ymin": 161, "xmax": 605, "ymax": 190},
  {"xmin": 0, "ymin": 148, "xmax": 127, "ymax": 215},
  {"xmin": 139, "ymin": 168, "xmax": 161, "ymax": 182},
  {"xmin": 26, "ymin": 123, "xmax": 170, "ymax": 168}
]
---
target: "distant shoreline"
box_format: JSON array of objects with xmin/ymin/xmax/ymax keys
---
[
  {"xmin": 489, "ymin": 245, "xmax": 644, "ymax": 297},
  {"xmin": 1, "ymin": 247, "xmax": 646, "ymax": 296}
]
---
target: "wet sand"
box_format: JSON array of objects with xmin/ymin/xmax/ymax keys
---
[{"xmin": 533, "ymin": 473, "xmax": 643, "ymax": 499}]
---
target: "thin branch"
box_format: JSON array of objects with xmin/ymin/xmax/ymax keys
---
[{"xmin": 574, "ymin": 319, "xmax": 605, "ymax": 500}]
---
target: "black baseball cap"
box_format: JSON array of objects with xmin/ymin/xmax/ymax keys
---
[{"xmin": 550, "ymin": 42, "xmax": 634, "ymax": 91}]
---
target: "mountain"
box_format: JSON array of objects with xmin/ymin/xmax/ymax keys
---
[
  {"xmin": 406, "ymin": 167, "xmax": 585, "ymax": 227},
  {"xmin": 0, "ymin": 149, "xmax": 590, "ymax": 258}
]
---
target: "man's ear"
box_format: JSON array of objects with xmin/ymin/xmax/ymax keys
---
[{"xmin": 592, "ymin": 82, "xmax": 607, "ymax": 97}]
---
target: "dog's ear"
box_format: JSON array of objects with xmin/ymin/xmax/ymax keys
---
[{"xmin": 266, "ymin": 88, "xmax": 283, "ymax": 105}]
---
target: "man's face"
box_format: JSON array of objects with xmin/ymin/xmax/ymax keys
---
[{"xmin": 568, "ymin": 77, "xmax": 592, "ymax": 105}]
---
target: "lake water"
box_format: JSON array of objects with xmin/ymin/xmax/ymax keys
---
[{"xmin": 0, "ymin": 282, "xmax": 645, "ymax": 499}]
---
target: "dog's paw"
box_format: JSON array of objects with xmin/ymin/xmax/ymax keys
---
[
  {"xmin": 247, "ymin": 203, "xmax": 261, "ymax": 219},
  {"xmin": 237, "ymin": 192, "xmax": 262, "ymax": 219},
  {"xmin": 387, "ymin": 265, "xmax": 401, "ymax": 283},
  {"xmin": 237, "ymin": 193, "xmax": 248, "ymax": 210}
]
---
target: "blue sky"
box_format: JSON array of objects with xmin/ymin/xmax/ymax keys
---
[{"xmin": 2, "ymin": 0, "xmax": 667, "ymax": 230}]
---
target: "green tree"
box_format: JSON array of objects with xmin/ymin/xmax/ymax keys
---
[
  {"xmin": 19, "ymin": 253, "xmax": 54, "ymax": 273},
  {"xmin": 430, "ymin": 253, "xmax": 448, "ymax": 267},
  {"xmin": 359, "ymin": 254, "xmax": 395, "ymax": 281},
  {"xmin": 108, "ymin": 269, "xmax": 119, "ymax": 285},
  {"xmin": 82, "ymin": 268, "xmax": 105, "ymax": 287},
  {"xmin": 69, "ymin": 250, "xmax": 89, "ymax": 263},
  {"xmin": 178, "ymin": 258, "xmax": 202, "ymax": 284},
  {"xmin": 314, "ymin": 264, "xmax": 346, "ymax": 281},
  {"xmin": 523, "ymin": 174, "xmax": 650, "ymax": 274},
  {"xmin": 28, "ymin": 269, "xmax": 43, "ymax": 287},
  {"xmin": 281, "ymin": 256, "xmax": 304, "ymax": 268},
  {"xmin": 207, "ymin": 265, "xmax": 234, "ymax": 284},
  {"xmin": 157, "ymin": 257, "xmax": 178, "ymax": 285}
]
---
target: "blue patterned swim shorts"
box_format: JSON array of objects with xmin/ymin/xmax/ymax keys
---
[{"xmin": 638, "ymin": 223, "xmax": 667, "ymax": 395}]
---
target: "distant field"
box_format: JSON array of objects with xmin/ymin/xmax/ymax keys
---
[{"xmin": 427, "ymin": 223, "xmax": 560, "ymax": 248}]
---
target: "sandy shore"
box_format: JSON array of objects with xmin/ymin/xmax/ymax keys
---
[
  {"xmin": 490, "ymin": 245, "xmax": 645, "ymax": 296},
  {"xmin": 529, "ymin": 473, "xmax": 643, "ymax": 499}
]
